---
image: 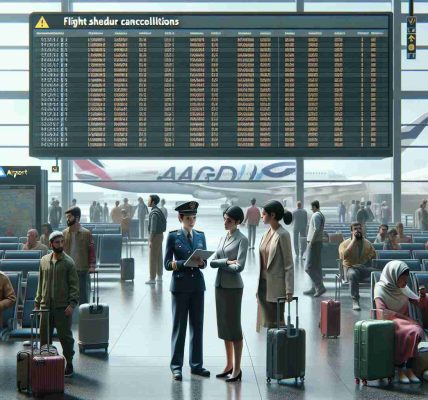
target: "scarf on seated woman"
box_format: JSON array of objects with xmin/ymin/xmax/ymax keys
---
[{"xmin": 373, "ymin": 260, "xmax": 419, "ymax": 312}]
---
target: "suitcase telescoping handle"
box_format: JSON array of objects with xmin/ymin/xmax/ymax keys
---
[
  {"xmin": 31, "ymin": 309, "xmax": 53, "ymax": 356},
  {"xmin": 335, "ymin": 274, "xmax": 341, "ymax": 301},
  {"xmin": 276, "ymin": 296, "xmax": 299, "ymax": 338},
  {"xmin": 90, "ymin": 270, "xmax": 99, "ymax": 306}
]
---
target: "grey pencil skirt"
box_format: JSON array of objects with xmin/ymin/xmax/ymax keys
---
[{"xmin": 215, "ymin": 287, "xmax": 243, "ymax": 341}]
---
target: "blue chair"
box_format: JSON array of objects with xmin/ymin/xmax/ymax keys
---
[
  {"xmin": 0, "ymin": 237, "xmax": 18, "ymax": 243},
  {"xmin": 400, "ymin": 243, "xmax": 426, "ymax": 251},
  {"xmin": 423, "ymin": 260, "xmax": 428, "ymax": 272},
  {"xmin": 376, "ymin": 250, "xmax": 412, "ymax": 260},
  {"xmin": 372, "ymin": 243, "xmax": 384, "ymax": 250},
  {"xmin": 4, "ymin": 250, "xmax": 42, "ymax": 260},
  {"xmin": 414, "ymin": 237, "xmax": 428, "ymax": 244},
  {"xmin": 97, "ymin": 234, "xmax": 123, "ymax": 269},
  {"xmin": 0, "ymin": 272, "xmax": 22, "ymax": 340},
  {"xmin": 372, "ymin": 259, "xmax": 421, "ymax": 271},
  {"xmin": 18, "ymin": 237, "xmax": 27, "ymax": 244},
  {"xmin": 8, "ymin": 272, "xmax": 49, "ymax": 339},
  {"xmin": 412, "ymin": 250, "xmax": 428, "ymax": 264},
  {"xmin": 0, "ymin": 250, "xmax": 4, "ymax": 259},
  {"xmin": 0, "ymin": 260, "xmax": 40, "ymax": 279},
  {"xmin": 0, "ymin": 243, "xmax": 20, "ymax": 251}
]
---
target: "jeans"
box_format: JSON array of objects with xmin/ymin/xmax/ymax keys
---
[
  {"xmin": 247, "ymin": 224, "xmax": 257, "ymax": 248},
  {"xmin": 304, "ymin": 241, "xmax": 324, "ymax": 289},
  {"xmin": 346, "ymin": 266, "xmax": 377, "ymax": 300}
]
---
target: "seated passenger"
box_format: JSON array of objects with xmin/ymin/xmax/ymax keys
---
[
  {"xmin": 39, "ymin": 223, "xmax": 53, "ymax": 247},
  {"xmin": 0, "ymin": 271, "xmax": 17, "ymax": 329},
  {"xmin": 374, "ymin": 224, "xmax": 388, "ymax": 243},
  {"xmin": 396, "ymin": 222, "xmax": 412, "ymax": 244},
  {"xmin": 21, "ymin": 228, "xmax": 49, "ymax": 255},
  {"xmin": 339, "ymin": 222, "xmax": 376, "ymax": 311},
  {"xmin": 383, "ymin": 228, "xmax": 401, "ymax": 250},
  {"xmin": 374, "ymin": 261, "xmax": 425, "ymax": 384}
]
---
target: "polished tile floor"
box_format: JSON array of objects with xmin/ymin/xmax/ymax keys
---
[{"xmin": 1, "ymin": 212, "xmax": 428, "ymax": 399}]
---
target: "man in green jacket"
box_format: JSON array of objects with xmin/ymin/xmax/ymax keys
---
[{"xmin": 35, "ymin": 231, "xmax": 79, "ymax": 377}]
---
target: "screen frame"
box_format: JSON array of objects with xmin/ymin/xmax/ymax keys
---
[{"xmin": 29, "ymin": 12, "xmax": 393, "ymax": 159}]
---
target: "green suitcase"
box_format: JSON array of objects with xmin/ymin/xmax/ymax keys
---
[{"xmin": 354, "ymin": 318, "xmax": 395, "ymax": 385}]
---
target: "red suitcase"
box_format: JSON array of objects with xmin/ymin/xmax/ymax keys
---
[
  {"xmin": 320, "ymin": 275, "xmax": 341, "ymax": 338},
  {"xmin": 30, "ymin": 310, "xmax": 65, "ymax": 397}
]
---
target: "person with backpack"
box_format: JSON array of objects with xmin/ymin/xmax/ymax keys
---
[{"xmin": 146, "ymin": 194, "xmax": 167, "ymax": 284}]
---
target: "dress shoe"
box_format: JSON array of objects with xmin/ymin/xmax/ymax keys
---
[
  {"xmin": 313, "ymin": 286, "xmax": 327, "ymax": 297},
  {"xmin": 145, "ymin": 279, "xmax": 156, "ymax": 285},
  {"xmin": 172, "ymin": 371, "xmax": 182, "ymax": 381},
  {"xmin": 216, "ymin": 368, "xmax": 233, "ymax": 378},
  {"xmin": 191, "ymin": 368, "xmax": 210, "ymax": 377},
  {"xmin": 303, "ymin": 287, "xmax": 316, "ymax": 295},
  {"xmin": 352, "ymin": 300, "xmax": 361, "ymax": 311},
  {"xmin": 226, "ymin": 370, "xmax": 242, "ymax": 383}
]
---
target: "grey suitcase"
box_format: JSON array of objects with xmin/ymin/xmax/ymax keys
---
[
  {"xmin": 78, "ymin": 271, "xmax": 109, "ymax": 354},
  {"xmin": 120, "ymin": 237, "xmax": 135, "ymax": 281},
  {"xmin": 266, "ymin": 297, "xmax": 306, "ymax": 384}
]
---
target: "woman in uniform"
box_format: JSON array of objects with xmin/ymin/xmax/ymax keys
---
[
  {"xmin": 164, "ymin": 201, "xmax": 210, "ymax": 381},
  {"xmin": 211, "ymin": 206, "xmax": 248, "ymax": 382}
]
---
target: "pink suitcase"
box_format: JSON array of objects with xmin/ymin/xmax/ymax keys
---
[
  {"xmin": 30, "ymin": 310, "xmax": 65, "ymax": 397},
  {"xmin": 320, "ymin": 275, "xmax": 341, "ymax": 338}
]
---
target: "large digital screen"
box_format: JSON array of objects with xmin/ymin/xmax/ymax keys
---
[{"xmin": 30, "ymin": 13, "xmax": 392, "ymax": 158}]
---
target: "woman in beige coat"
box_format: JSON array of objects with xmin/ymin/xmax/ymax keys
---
[{"xmin": 257, "ymin": 200, "xmax": 294, "ymax": 329}]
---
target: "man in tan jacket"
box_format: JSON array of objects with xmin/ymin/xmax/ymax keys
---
[
  {"xmin": 63, "ymin": 206, "xmax": 96, "ymax": 305},
  {"xmin": 0, "ymin": 271, "xmax": 16, "ymax": 329}
]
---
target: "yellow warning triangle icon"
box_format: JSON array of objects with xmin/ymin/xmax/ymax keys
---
[{"xmin": 35, "ymin": 16, "xmax": 49, "ymax": 29}]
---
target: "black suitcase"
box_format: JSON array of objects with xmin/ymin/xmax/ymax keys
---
[
  {"xmin": 120, "ymin": 237, "xmax": 134, "ymax": 281},
  {"xmin": 266, "ymin": 297, "xmax": 306, "ymax": 385}
]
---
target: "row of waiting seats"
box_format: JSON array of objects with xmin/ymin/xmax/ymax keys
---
[
  {"xmin": 0, "ymin": 272, "xmax": 49, "ymax": 341},
  {"xmin": 0, "ymin": 235, "xmax": 124, "ymax": 280},
  {"xmin": 57, "ymin": 224, "xmax": 121, "ymax": 235}
]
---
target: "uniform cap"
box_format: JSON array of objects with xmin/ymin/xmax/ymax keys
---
[{"xmin": 175, "ymin": 201, "xmax": 199, "ymax": 215}]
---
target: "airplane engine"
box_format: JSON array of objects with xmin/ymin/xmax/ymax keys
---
[{"xmin": 192, "ymin": 190, "xmax": 224, "ymax": 200}]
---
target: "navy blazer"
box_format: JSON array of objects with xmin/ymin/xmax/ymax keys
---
[{"xmin": 164, "ymin": 229, "xmax": 207, "ymax": 293}]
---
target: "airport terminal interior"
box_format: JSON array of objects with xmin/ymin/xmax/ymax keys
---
[{"xmin": 2, "ymin": 0, "xmax": 428, "ymax": 399}]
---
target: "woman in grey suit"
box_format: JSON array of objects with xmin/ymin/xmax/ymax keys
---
[
  {"xmin": 257, "ymin": 200, "xmax": 294, "ymax": 329},
  {"xmin": 210, "ymin": 206, "xmax": 248, "ymax": 383}
]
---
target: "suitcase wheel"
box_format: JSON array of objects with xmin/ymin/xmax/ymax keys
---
[
  {"xmin": 295, "ymin": 378, "xmax": 298, "ymax": 385},
  {"xmin": 362, "ymin": 379, "xmax": 368, "ymax": 386},
  {"xmin": 387, "ymin": 377, "xmax": 393, "ymax": 384},
  {"xmin": 300, "ymin": 376, "xmax": 305, "ymax": 383},
  {"xmin": 266, "ymin": 377, "xmax": 271, "ymax": 384},
  {"xmin": 355, "ymin": 378, "xmax": 360, "ymax": 384}
]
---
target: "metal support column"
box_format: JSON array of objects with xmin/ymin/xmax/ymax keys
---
[
  {"xmin": 61, "ymin": 160, "xmax": 72, "ymax": 210},
  {"xmin": 295, "ymin": 0, "xmax": 304, "ymax": 206},
  {"xmin": 393, "ymin": 0, "xmax": 402, "ymax": 222}
]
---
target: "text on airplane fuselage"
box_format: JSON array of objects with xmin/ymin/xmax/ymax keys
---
[{"xmin": 157, "ymin": 162, "xmax": 296, "ymax": 181}]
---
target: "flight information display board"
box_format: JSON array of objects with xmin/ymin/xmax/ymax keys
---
[{"xmin": 30, "ymin": 13, "xmax": 392, "ymax": 158}]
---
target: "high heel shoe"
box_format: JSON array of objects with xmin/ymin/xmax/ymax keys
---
[
  {"xmin": 226, "ymin": 370, "xmax": 242, "ymax": 383},
  {"xmin": 216, "ymin": 368, "xmax": 233, "ymax": 378}
]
